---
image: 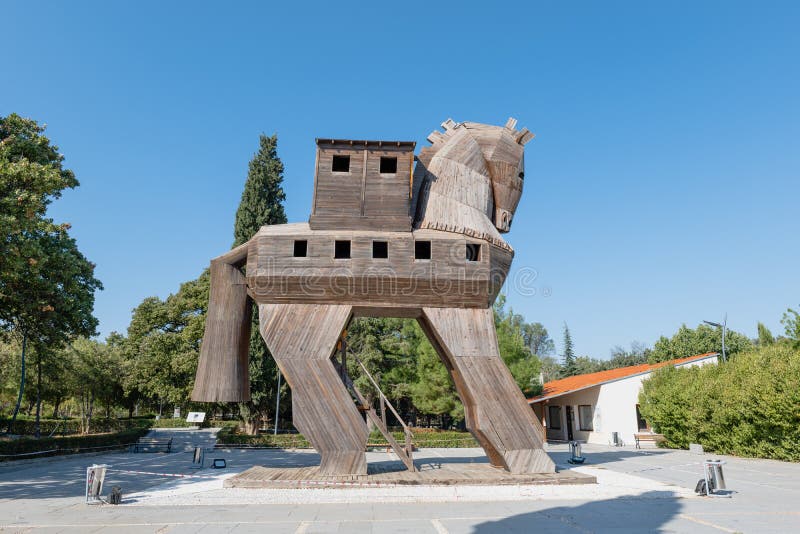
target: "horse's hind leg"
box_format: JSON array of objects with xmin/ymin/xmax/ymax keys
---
[
  {"xmin": 257, "ymin": 303, "xmax": 368, "ymax": 475},
  {"xmin": 419, "ymin": 307, "xmax": 555, "ymax": 474}
]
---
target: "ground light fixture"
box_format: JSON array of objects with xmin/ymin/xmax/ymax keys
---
[{"xmin": 703, "ymin": 313, "xmax": 727, "ymax": 362}]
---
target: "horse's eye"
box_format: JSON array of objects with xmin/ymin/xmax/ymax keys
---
[{"xmin": 518, "ymin": 172, "xmax": 524, "ymax": 179}]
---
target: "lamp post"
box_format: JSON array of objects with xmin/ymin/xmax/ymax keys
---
[
  {"xmin": 703, "ymin": 314, "xmax": 727, "ymax": 362},
  {"xmin": 273, "ymin": 369, "xmax": 282, "ymax": 436}
]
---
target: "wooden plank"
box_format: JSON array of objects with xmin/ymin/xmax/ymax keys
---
[
  {"xmin": 257, "ymin": 303, "xmax": 369, "ymax": 475},
  {"xmin": 420, "ymin": 307, "xmax": 555, "ymax": 474},
  {"xmin": 191, "ymin": 259, "xmax": 251, "ymax": 402}
]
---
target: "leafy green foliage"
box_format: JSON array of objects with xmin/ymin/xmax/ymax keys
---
[
  {"xmin": 639, "ymin": 344, "xmax": 800, "ymax": 461},
  {"xmin": 123, "ymin": 273, "xmax": 209, "ymax": 406},
  {"xmin": 494, "ymin": 296, "xmax": 542, "ymax": 396},
  {"xmin": 0, "ymin": 427, "xmax": 149, "ymax": 459},
  {"xmin": 649, "ymin": 323, "xmax": 753, "ymax": 363},
  {"xmin": 216, "ymin": 426, "xmax": 477, "ymax": 449},
  {"xmin": 782, "ymin": 307, "xmax": 800, "ymax": 349},
  {"xmin": 757, "ymin": 322, "xmax": 775, "ymax": 346},
  {"xmin": 0, "ymin": 113, "xmax": 102, "ymax": 435}
]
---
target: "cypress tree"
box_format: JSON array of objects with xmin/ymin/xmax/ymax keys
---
[
  {"xmin": 233, "ymin": 134, "xmax": 288, "ymax": 433},
  {"xmin": 233, "ymin": 134, "xmax": 287, "ymax": 246},
  {"xmin": 562, "ymin": 323, "xmax": 577, "ymax": 377}
]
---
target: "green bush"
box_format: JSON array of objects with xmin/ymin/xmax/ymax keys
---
[
  {"xmin": 0, "ymin": 417, "xmax": 151, "ymax": 436},
  {"xmin": 150, "ymin": 418, "xmax": 201, "ymax": 428},
  {"xmin": 216, "ymin": 426, "xmax": 477, "ymax": 449},
  {"xmin": 0, "ymin": 427, "xmax": 150, "ymax": 460},
  {"xmin": 639, "ymin": 345, "xmax": 800, "ymax": 461}
]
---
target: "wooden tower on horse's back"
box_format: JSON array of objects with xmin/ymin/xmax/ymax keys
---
[
  {"xmin": 192, "ymin": 118, "xmax": 555, "ymax": 476},
  {"xmin": 309, "ymin": 139, "xmax": 415, "ymax": 231}
]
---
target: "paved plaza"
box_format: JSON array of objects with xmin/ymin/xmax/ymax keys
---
[{"xmin": 1, "ymin": 428, "xmax": 799, "ymax": 532}]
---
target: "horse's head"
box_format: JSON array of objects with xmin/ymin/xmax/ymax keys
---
[
  {"xmin": 416, "ymin": 118, "xmax": 534, "ymax": 238},
  {"xmin": 460, "ymin": 118, "xmax": 533, "ymax": 232}
]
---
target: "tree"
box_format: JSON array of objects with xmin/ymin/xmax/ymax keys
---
[
  {"xmin": 649, "ymin": 323, "xmax": 753, "ymax": 363},
  {"xmin": 782, "ymin": 307, "xmax": 800, "ymax": 349},
  {"xmin": 607, "ymin": 342, "xmax": 650, "ymax": 367},
  {"xmin": 521, "ymin": 322, "xmax": 555, "ymax": 356},
  {"xmin": 233, "ymin": 134, "xmax": 287, "ymax": 433},
  {"xmin": 0, "ymin": 114, "xmax": 102, "ymax": 436},
  {"xmin": 410, "ymin": 337, "xmax": 463, "ymax": 425},
  {"xmin": 124, "ymin": 273, "xmax": 209, "ymax": 410},
  {"xmin": 494, "ymin": 297, "xmax": 542, "ymax": 396},
  {"xmin": 561, "ymin": 323, "xmax": 577, "ymax": 376},
  {"xmin": 233, "ymin": 134, "xmax": 287, "ymax": 246},
  {"xmin": 757, "ymin": 322, "xmax": 775, "ymax": 346}
]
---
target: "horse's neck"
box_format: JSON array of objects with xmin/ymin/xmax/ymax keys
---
[{"xmin": 413, "ymin": 131, "xmax": 504, "ymax": 245}]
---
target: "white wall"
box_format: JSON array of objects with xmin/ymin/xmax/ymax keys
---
[{"xmin": 536, "ymin": 355, "xmax": 718, "ymax": 445}]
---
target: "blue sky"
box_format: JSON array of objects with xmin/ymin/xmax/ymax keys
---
[{"xmin": 2, "ymin": 1, "xmax": 798, "ymax": 358}]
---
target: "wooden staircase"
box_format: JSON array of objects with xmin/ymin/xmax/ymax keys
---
[{"xmin": 334, "ymin": 342, "xmax": 415, "ymax": 472}]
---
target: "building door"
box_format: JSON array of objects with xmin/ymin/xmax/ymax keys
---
[
  {"xmin": 565, "ymin": 406, "xmax": 574, "ymax": 441},
  {"xmin": 636, "ymin": 404, "xmax": 650, "ymax": 431}
]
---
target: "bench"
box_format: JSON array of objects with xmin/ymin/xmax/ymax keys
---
[
  {"xmin": 634, "ymin": 433, "xmax": 666, "ymax": 449},
  {"xmin": 133, "ymin": 437, "xmax": 173, "ymax": 453}
]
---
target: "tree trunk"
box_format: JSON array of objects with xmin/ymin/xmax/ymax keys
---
[
  {"xmin": 87, "ymin": 392, "xmax": 94, "ymax": 434},
  {"xmin": 34, "ymin": 354, "xmax": 42, "ymax": 439},
  {"xmin": 51, "ymin": 397, "xmax": 62, "ymax": 419},
  {"xmin": 6, "ymin": 333, "xmax": 26, "ymax": 434},
  {"xmin": 128, "ymin": 404, "xmax": 134, "ymax": 419}
]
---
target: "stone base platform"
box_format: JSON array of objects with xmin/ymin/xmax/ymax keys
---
[{"xmin": 225, "ymin": 462, "xmax": 596, "ymax": 489}]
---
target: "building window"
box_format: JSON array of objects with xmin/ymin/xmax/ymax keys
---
[
  {"xmin": 332, "ymin": 155, "xmax": 350, "ymax": 172},
  {"xmin": 372, "ymin": 240, "xmax": 388, "ymax": 259},
  {"xmin": 548, "ymin": 406, "xmax": 562, "ymax": 430},
  {"xmin": 334, "ymin": 240, "xmax": 351, "ymax": 259},
  {"xmin": 578, "ymin": 405, "xmax": 594, "ymax": 431},
  {"xmin": 636, "ymin": 404, "xmax": 650, "ymax": 432},
  {"xmin": 414, "ymin": 240, "xmax": 431, "ymax": 260},
  {"xmin": 293, "ymin": 240, "xmax": 308, "ymax": 258},
  {"xmin": 379, "ymin": 156, "xmax": 397, "ymax": 174},
  {"xmin": 466, "ymin": 243, "xmax": 481, "ymax": 262}
]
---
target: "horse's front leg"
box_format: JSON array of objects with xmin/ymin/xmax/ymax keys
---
[
  {"xmin": 257, "ymin": 303, "xmax": 368, "ymax": 475},
  {"xmin": 419, "ymin": 307, "xmax": 555, "ymax": 474}
]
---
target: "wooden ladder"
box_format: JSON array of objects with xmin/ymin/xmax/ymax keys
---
[{"xmin": 334, "ymin": 346, "xmax": 415, "ymax": 472}]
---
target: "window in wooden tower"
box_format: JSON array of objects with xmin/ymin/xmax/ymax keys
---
[
  {"xmin": 372, "ymin": 241, "xmax": 388, "ymax": 259},
  {"xmin": 466, "ymin": 243, "xmax": 481, "ymax": 262},
  {"xmin": 334, "ymin": 240, "xmax": 351, "ymax": 259},
  {"xmin": 293, "ymin": 240, "xmax": 308, "ymax": 257},
  {"xmin": 414, "ymin": 241, "xmax": 431, "ymax": 260},
  {"xmin": 379, "ymin": 156, "xmax": 397, "ymax": 174},
  {"xmin": 332, "ymin": 155, "xmax": 350, "ymax": 172}
]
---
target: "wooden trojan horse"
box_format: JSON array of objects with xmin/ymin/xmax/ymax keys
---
[{"xmin": 192, "ymin": 118, "xmax": 556, "ymax": 476}]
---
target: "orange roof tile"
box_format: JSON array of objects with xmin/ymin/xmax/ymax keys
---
[{"xmin": 527, "ymin": 352, "xmax": 718, "ymax": 403}]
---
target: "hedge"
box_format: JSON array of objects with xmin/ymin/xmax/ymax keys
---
[
  {"xmin": 0, "ymin": 427, "xmax": 150, "ymax": 460},
  {"xmin": 639, "ymin": 344, "xmax": 800, "ymax": 462},
  {"xmin": 216, "ymin": 426, "xmax": 478, "ymax": 449},
  {"xmin": 0, "ymin": 417, "xmax": 151, "ymax": 436}
]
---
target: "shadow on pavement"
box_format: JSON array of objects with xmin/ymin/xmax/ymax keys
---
[{"xmin": 473, "ymin": 490, "xmax": 683, "ymax": 533}]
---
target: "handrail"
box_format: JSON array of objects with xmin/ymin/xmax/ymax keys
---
[{"xmin": 350, "ymin": 353, "xmax": 410, "ymax": 434}]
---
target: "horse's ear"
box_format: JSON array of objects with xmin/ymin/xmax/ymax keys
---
[
  {"xmin": 505, "ymin": 117, "xmax": 518, "ymax": 130},
  {"xmin": 515, "ymin": 127, "xmax": 535, "ymax": 145}
]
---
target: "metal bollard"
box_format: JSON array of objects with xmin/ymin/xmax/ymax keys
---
[
  {"xmin": 568, "ymin": 441, "xmax": 585, "ymax": 464},
  {"xmin": 702, "ymin": 459, "xmax": 729, "ymax": 497},
  {"xmin": 190, "ymin": 446, "xmax": 205, "ymax": 469},
  {"xmin": 705, "ymin": 460, "xmax": 726, "ymax": 490}
]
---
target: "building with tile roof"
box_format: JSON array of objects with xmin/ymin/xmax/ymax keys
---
[{"xmin": 528, "ymin": 352, "xmax": 718, "ymax": 446}]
